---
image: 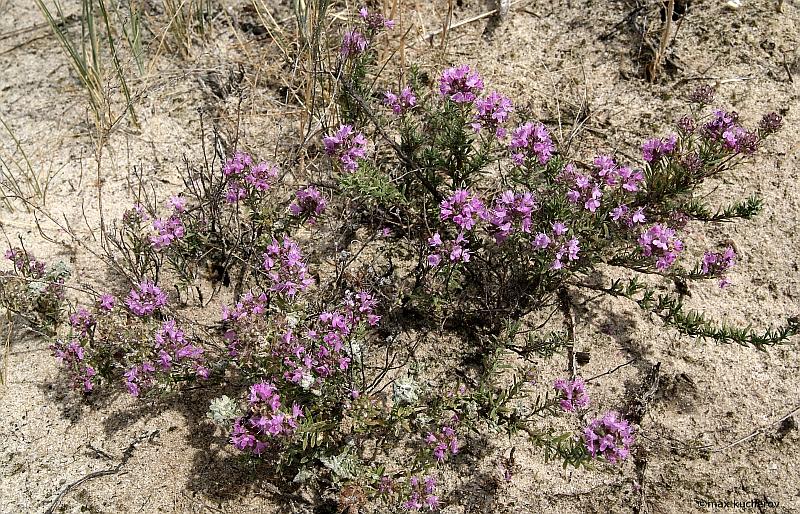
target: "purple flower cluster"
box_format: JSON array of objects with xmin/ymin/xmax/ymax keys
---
[
  {"xmin": 510, "ymin": 122, "xmax": 554, "ymax": 166},
  {"xmin": 263, "ymin": 237, "xmax": 315, "ymax": 297},
  {"xmin": 471, "ymin": 91, "xmax": 513, "ymax": 138},
  {"xmin": 231, "ymin": 381, "xmax": 305, "ymax": 455},
  {"xmin": 595, "ymin": 156, "xmax": 645, "ymax": 192},
  {"xmin": 124, "ymin": 320, "xmax": 208, "ymax": 396},
  {"xmin": 428, "ymin": 189, "xmax": 488, "ymax": 267},
  {"xmin": 384, "ymin": 87, "xmax": 417, "ymax": 115},
  {"xmin": 401, "ymin": 475, "xmax": 440, "ymax": 512},
  {"xmin": 532, "ymin": 221, "xmax": 580, "ymax": 271},
  {"xmin": 69, "ymin": 307, "xmax": 95, "ymax": 337},
  {"xmin": 98, "ymin": 293, "xmax": 115, "ymax": 311},
  {"xmin": 638, "ymin": 224, "xmax": 684, "ymax": 271},
  {"xmin": 154, "ymin": 320, "xmax": 208, "ymax": 376},
  {"xmin": 359, "ymin": 6, "xmax": 395, "ymax": 30},
  {"xmin": 282, "ymin": 291, "xmax": 380, "ymax": 387},
  {"xmin": 438, "ymin": 65, "xmax": 484, "ymax": 104},
  {"xmin": 487, "ymin": 190, "xmax": 536, "ymax": 242},
  {"xmin": 701, "ymin": 246, "xmax": 736, "ymax": 288},
  {"xmin": 123, "ymin": 362, "xmax": 155, "ymax": 397},
  {"xmin": 425, "ymin": 421, "xmax": 460, "ymax": 463},
  {"xmin": 125, "ymin": 280, "xmax": 168, "ymax": 316},
  {"xmin": 583, "ymin": 411, "xmax": 634, "ymax": 464},
  {"xmin": 221, "ymin": 290, "xmax": 269, "ymax": 324},
  {"xmin": 150, "ymin": 216, "xmax": 185, "ymax": 249},
  {"xmin": 553, "ymin": 377, "xmax": 590, "ymax": 412},
  {"xmin": 439, "ymin": 189, "xmax": 487, "ymax": 231},
  {"xmin": 324, "ymin": 124, "xmax": 368, "ymax": 172},
  {"xmin": 427, "ymin": 232, "xmax": 470, "ymax": 267},
  {"xmin": 50, "ymin": 339, "xmax": 96, "ymax": 392},
  {"xmin": 641, "ymin": 134, "xmax": 677, "ymax": 163},
  {"xmin": 610, "ymin": 204, "xmax": 646, "ymax": 227},
  {"xmin": 222, "ymin": 152, "xmax": 279, "ymax": 203},
  {"xmin": 759, "ymin": 112, "xmax": 782, "ymax": 133},
  {"xmin": 341, "ymin": 29, "xmax": 368, "ymax": 58},
  {"xmin": 562, "ymin": 162, "xmax": 604, "ymax": 213},
  {"xmin": 289, "ymin": 186, "xmax": 327, "ymax": 222},
  {"xmin": 5, "ymin": 247, "xmax": 46, "ymax": 278},
  {"xmin": 703, "ymin": 110, "xmax": 758, "ymax": 154}
]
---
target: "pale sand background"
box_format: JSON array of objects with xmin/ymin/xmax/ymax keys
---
[{"xmin": 1, "ymin": 0, "xmax": 798, "ymax": 512}]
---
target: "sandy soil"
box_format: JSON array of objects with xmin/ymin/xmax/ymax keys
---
[{"xmin": 1, "ymin": 0, "xmax": 799, "ymax": 512}]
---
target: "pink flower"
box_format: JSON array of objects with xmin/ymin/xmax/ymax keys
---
[
  {"xmin": 510, "ymin": 122, "xmax": 554, "ymax": 166},
  {"xmin": 439, "ymin": 65, "xmax": 484, "ymax": 104},
  {"xmin": 638, "ymin": 224, "xmax": 684, "ymax": 271},
  {"xmin": 126, "ymin": 281, "xmax": 167, "ymax": 316},
  {"xmin": 324, "ymin": 124, "xmax": 368, "ymax": 172},
  {"xmin": 384, "ymin": 86, "xmax": 417, "ymax": 115}
]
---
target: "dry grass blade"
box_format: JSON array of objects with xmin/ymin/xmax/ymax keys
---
[
  {"xmin": 33, "ymin": 0, "xmax": 140, "ymax": 132},
  {"xmin": 647, "ymin": 0, "xmax": 674, "ymax": 83}
]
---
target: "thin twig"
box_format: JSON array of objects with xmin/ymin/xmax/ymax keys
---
[
  {"xmin": 44, "ymin": 430, "xmax": 159, "ymax": 514},
  {"xmin": 420, "ymin": 0, "xmax": 526, "ymax": 42},
  {"xmin": 586, "ymin": 358, "xmax": 636, "ymax": 383}
]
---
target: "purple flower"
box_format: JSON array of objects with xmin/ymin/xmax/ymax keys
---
[
  {"xmin": 583, "ymin": 411, "xmax": 635, "ymax": 464},
  {"xmin": 222, "ymin": 152, "xmax": 279, "ymax": 202},
  {"xmin": 98, "ymin": 293, "xmax": 116, "ymax": 311},
  {"xmin": 359, "ymin": 7, "xmax": 395, "ymax": 30},
  {"xmin": 150, "ymin": 215, "xmax": 185, "ymax": 249},
  {"xmin": 438, "ymin": 65, "xmax": 484, "ymax": 104},
  {"xmin": 126, "ymin": 281, "xmax": 168, "ymax": 316},
  {"xmin": 611, "ymin": 205, "xmax": 646, "ymax": 227},
  {"xmin": 553, "ymin": 377, "xmax": 590, "ymax": 412},
  {"xmin": 230, "ymin": 382, "xmax": 305, "ymax": 456},
  {"xmin": 341, "ymin": 29, "xmax": 367, "ymax": 58},
  {"xmin": 677, "ymin": 115, "xmax": 696, "ymax": 134},
  {"xmin": 440, "ymin": 189, "xmax": 487, "ymax": 231},
  {"xmin": 168, "ymin": 195, "xmax": 186, "ymax": 213},
  {"xmin": 262, "ymin": 236, "xmax": 315, "ymax": 296},
  {"xmin": 223, "ymin": 151, "xmax": 252, "ymax": 177},
  {"xmin": 533, "ymin": 232, "xmax": 551, "ymax": 250},
  {"xmin": 510, "ymin": 122, "xmax": 554, "ymax": 166},
  {"xmin": 552, "ymin": 237, "xmax": 580, "ymax": 270},
  {"xmin": 384, "ymin": 86, "xmax": 417, "ymax": 115},
  {"xmin": 759, "ymin": 112, "xmax": 782, "ymax": 133},
  {"xmin": 289, "ymin": 186, "xmax": 327, "ymax": 222},
  {"xmin": 703, "ymin": 110, "xmax": 739, "ymax": 142},
  {"xmin": 426, "ymin": 423, "xmax": 459, "ymax": 463},
  {"xmin": 472, "ymin": 91, "xmax": 513, "ymax": 138},
  {"xmin": 701, "ymin": 246, "xmax": 736, "ymax": 287},
  {"xmin": 689, "ymin": 84, "xmax": 715, "ymax": 104},
  {"xmin": 69, "ymin": 307, "xmax": 95, "ymax": 336},
  {"xmin": 638, "ymin": 224, "xmax": 684, "ymax": 271},
  {"xmin": 427, "ymin": 231, "xmax": 471, "ymax": 267},
  {"xmin": 245, "ymin": 161, "xmax": 279, "ymax": 191},
  {"xmin": 642, "ymin": 134, "xmax": 677, "ymax": 163},
  {"xmin": 488, "ymin": 190, "xmax": 536, "ymax": 242},
  {"xmin": 324, "ymin": 124, "xmax": 368, "ymax": 172},
  {"xmin": 50, "ymin": 339, "xmax": 96, "ymax": 392}
]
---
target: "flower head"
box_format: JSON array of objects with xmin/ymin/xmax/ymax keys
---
[
  {"xmin": 510, "ymin": 122, "xmax": 554, "ymax": 166},
  {"xmin": 126, "ymin": 281, "xmax": 168, "ymax": 316},
  {"xmin": 638, "ymin": 224, "xmax": 684, "ymax": 271},
  {"xmin": 438, "ymin": 65, "xmax": 484, "ymax": 104},
  {"xmin": 583, "ymin": 411, "xmax": 634, "ymax": 464},
  {"xmin": 341, "ymin": 30, "xmax": 368, "ymax": 58},
  {"xmin": 324, "ymin": 124, "xmax": 368, "ymax": 172},
  {"xmin": 384, "ymin": 86, "xmax": 417, "ymax": 115},
  {"xmin": 553, "ymin": 377, "xmax": 590, "ymax": 412},
  {"xmin": 472, "ymin": 91, "xmax": 513, "ymax": 138},
  {"xmin": 289, "ymin": 186, "xmax": 327, "ymax": 222}
]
